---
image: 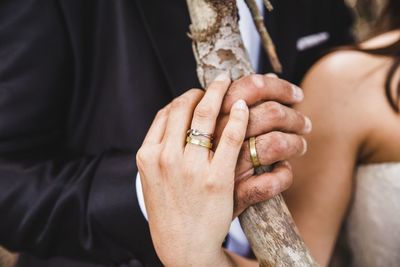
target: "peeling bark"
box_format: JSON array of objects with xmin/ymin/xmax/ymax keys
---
[
  {"xmin": 187, "ymin": 0, "xmax": 253, "ymax": 87},
  {"xmin": 240, "ymin": 195, "xmax": 318, "ymax": 267},
  {"xmin": 186, "ymin": 0, "xmax": 318, "ymax": 266}
]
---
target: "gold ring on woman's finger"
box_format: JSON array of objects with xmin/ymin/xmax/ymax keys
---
[{"xmin": 186, "ymin": 136, "xmax": 213, "ymax": 149}]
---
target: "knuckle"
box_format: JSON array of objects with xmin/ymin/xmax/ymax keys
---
[
  {"xmin": 156, "ymin": 105, "xmax": 170, "ymax": 118},
  {"xmin": 266, "ymin": 132, "xmax": 289, "ymax": 159},
  {"xmin": 224, "ymin": 131, "xmax": 244, "ymax": 147},
  {"xmin": 194, "ymin": 104, "xmax": 215, "ymax": 120},
  {"xmin": 187, "ymin": 88, "xmax": 205, "ymax": 98},
  {"xmin": 159, "ymin": 149, "xmax": 176, "ymax": 168},
  {"xmin": 266, "ymin": 102, "xmax": 285, "ymax": 122},
  {"xmin": 136, "ymin": 147, "xmax": 154, "ymax": 169},
  {"xmin": 204, "ymin": 177, "xmax": 223, "ymax": 193},
  {"xmin": 136, "ymin": 149, "xmax": 146, "ymax": 170},
  {"xmin": 188, "ymin": 87, "xmax": 203, "ymax": 94},
  {"xmin": 249, "ymin": 74, "xmax": 265, "ymax": 88},
  {"xmin": 171, "ymin": 96, "xmax": 188, "ymax": 110},
  {"xmin": 233, "ymin": 74, "xmax": 262, "ymax": 89}
]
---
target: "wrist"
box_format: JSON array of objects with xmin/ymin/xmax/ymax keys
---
[
  {"xmin": 192, "ymin": 249, "xmax": 236, "ymax": 267},
  {"xmin": 164, "ymin": 248, "xmax": 233, "ymax": 267}
]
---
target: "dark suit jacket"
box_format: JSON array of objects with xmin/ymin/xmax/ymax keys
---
[{"xmin": 0, "ymin": 0, "xmax": 353, "ymax": 266}]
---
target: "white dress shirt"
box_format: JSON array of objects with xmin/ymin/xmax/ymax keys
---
[
  {"xmin": 237, "ymin": 0, "xmax": 263, "ymax": 71},
  {"xmin": 136, "ymin": 0, "xmax": 263, "ymax": 257}
]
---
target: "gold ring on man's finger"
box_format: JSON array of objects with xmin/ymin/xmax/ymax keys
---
[{"xmin": 249, "ymin": 136, "xmax": 261, "ymax": 168}]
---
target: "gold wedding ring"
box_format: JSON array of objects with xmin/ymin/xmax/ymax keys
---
[
  {"xmin": 186, "ymin": 136, "xmax": 213, "ymax": 149},
  {"xmin": 249, "ymin": 137, "xmax": 261, "ymax": 168}
]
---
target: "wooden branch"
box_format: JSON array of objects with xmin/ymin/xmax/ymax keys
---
[
  {"xmin": 186, "ymin": 0, "xmax": 318, "ymax": 266},
  {"xmin": 240, "ymin": 195, "xmax": 318, "ymax": 267},
  {"xmin": 245, "ymin": 0, "xmax": 282, "ymax": 73},
  {"xmin": 263, "ymin": 0, "xmax": 274, "ymax": 12},
  {"xmin": 186, "ymin": 0, "xmax": 253, "ymax": 86}
]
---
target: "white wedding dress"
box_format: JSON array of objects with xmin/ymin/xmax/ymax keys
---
[{"xmin": 343, "ymin": 163, "xmax": 400, "ymax": 267}]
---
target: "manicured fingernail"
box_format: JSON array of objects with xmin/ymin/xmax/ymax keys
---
[
  {"xmin": 214, "ymin": 72, "xmax": 230, "ymax": 82},
  {"xmin": 233, "ymin": 99, "xmax": 247, "ymax": 110},
  {"xmin": 301, "ymin": 138, "xmax": 308, "ymax": 156},
  {"xmin": 303, "ymin": 117, "xmax": 312, "ymax": 133},
  {"xmin": 292, "ymin": 85, "xmax": 304, "ymax": 101},
  {"xmin": 265, "ymin": 73, "xmax": 278, "ymax": 78}
]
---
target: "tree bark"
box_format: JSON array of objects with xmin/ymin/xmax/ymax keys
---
[
  {"xmin": 186, "ymin": 0, "xmax": 253, "ymax": 86},
  {"xmin": 186, "ymin": 1, "xmax": 318, "ymax": 266}
]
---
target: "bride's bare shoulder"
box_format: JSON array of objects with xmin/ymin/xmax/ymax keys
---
[
  {"xmin": 303, "ymin": 30, "xmax": 400, "ymax": 88},
  {"xmin": 301, "ymin": 30, "xmax": 400, "ymax": 97},
  {"xmin": 299, "ymin": 30, "xmax": 400, "ymax": 162}
]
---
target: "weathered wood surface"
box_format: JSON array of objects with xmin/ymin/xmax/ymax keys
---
[
  {"xmin": 186, "ymin": 0, "xmax": 318, "ymax": 266},
  {"xmin": 240, "ymin": 195, "xmax": 317, "ymax": 267},
  {"xmin": 187, "ymin": 0, "xmax": 253, "ymax": 85}
]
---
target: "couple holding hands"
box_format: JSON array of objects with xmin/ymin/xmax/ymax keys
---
[{"xmin": 137, "ymin": 72, "xmax": 310, "ymax": 266}]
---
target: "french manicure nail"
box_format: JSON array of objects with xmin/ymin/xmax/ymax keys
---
[
  {"xmin": 214, "ymin": 72, "xmax": 230, "ymax": 82},
  {"xmin": 233, "ymin": 99, "xmax": 247, "ymax": 110},
  {"xmin": 292, "ymin": 85, "xmax": 304, "ymax": 101}
]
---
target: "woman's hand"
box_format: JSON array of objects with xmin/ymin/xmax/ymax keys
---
[{"xmin": 136, "ymin": 73, "xmax": 249, "ymax": 267}]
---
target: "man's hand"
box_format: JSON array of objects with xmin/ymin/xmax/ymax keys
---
[{"xmin": 216, "ymin": 74, "xmax": 312, "ymax": 217}]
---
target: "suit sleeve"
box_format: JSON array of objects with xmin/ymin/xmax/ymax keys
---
[
  {"xmin": 0, "ymin": 1, "xmax": 159, "ymax": 265},
  {"xmin": 292, "ymin": 0, "xmax": 355, "ymax": 83},
  {"xmin": 0, "ymin": 153, "xmax": 152, "ymax": 265}
]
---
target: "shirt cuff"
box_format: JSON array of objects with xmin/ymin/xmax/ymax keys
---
[{"xmin": 136, "ymin": 172, "xmax": 148, "ymax": 220}]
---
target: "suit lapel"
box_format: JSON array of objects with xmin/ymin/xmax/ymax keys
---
[{"xmin": 134, "ymin": 0, "xmax": 200, "ymax": 96}]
